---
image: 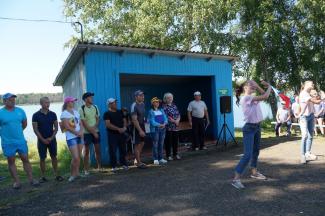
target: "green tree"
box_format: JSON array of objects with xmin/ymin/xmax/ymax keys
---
[
  {"xmin": 64, "ymin": 0, "xmax": 325, "ymax": 117},
  {"xmin": 63, "ymin": 0, "xmax": 238, "ymax": 51}
]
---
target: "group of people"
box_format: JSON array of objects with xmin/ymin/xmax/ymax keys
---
[
  {"xmin": 1, "ymin": 79, "xmax": 323, "ymax": 190},
  {"xmin": 0, "ymin": 89, "xmax": 210, "ymax": 188},
  {"xmin": 275, "ymin": 89, "xmax": 325, "ymax": 137},
  {"xmin": 233, "ymin": 80, "xmax": 325, "ymax": 189}
]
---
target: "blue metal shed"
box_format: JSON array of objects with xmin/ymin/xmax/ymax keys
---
[{"xmin": 54, "ymin": 42, "xmax": 238, "ymax": 165}]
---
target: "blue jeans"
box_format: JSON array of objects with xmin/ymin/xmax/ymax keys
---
[
  {"xmin": 300, "ymin": 114, "xmax": 315, "ymax": 155},
  {"xmin": 151, "ymin": 128, "xmax": 166, "ymax": 161},
  {"xmin": 235, "ymin": 123, "xmax": 261, "ymax": 174}
]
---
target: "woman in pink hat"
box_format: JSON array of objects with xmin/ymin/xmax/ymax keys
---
[{"xmin": 60, "ymin": 96, "xmax": 84, "ymax": 182}]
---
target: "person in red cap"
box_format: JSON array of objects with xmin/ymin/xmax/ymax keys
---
[{"xmin": 60, "ymin": 96, "xmax": 84, "ymax": 182}]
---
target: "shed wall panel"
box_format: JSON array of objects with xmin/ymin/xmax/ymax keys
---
[{"xmin": 80, "ymin": 50, "xmax": 234, "ymax": 165}]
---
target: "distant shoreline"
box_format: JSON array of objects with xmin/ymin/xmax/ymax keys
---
[
  {"xmin": 0, "ymin": 92, "xmax": 63, "ymax": 106},
  {"xmin": 16, "ymin": 102, "xmax": 63, "ymax": 106}
]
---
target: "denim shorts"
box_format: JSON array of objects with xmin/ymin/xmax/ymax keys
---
[{"xmin": 66, "ymin": 137, "xmax": 84, "ymax": 148}]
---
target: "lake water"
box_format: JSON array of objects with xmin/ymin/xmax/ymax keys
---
[
  {"xmin": 0, "ymin": 103, "xmax": 65, "ymax": 146},
  {"xmin": 0, "ymin": 98, "xmax": 273, "ymax": 145}
]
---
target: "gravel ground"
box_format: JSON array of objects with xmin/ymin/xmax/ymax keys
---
[{"xmin": 1, "ymin": 136, "xmax": 325, "ymax": 216}]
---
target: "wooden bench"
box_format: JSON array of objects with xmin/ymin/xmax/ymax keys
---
[{"xmin": 271, "ymin": 122, "xmax": 325, "ymax": 128}]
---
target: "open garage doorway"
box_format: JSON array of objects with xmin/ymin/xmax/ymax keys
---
[{"xmin": 119, "ymin": 74, "xmax": 217, "ymax": 141}]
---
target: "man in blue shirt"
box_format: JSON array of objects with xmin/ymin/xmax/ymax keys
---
[
  {"xmin": 32, "ymin": 97, "xmax": 63, "ymax": 182},
  {"xmin": 0, "ymin": 93, "xmax": 39, "ymax": 189}
]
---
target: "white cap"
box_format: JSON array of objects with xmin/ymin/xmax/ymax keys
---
[
  {"xmin": 194, "ymin": 91, "xmax": 201, "ymax": 96},
  {"xmin": 107, "ymin": 98, "xmax": 117, "ymax": 105}
]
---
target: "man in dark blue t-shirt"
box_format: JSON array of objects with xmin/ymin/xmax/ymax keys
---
[{"xmin": 32, "ymin": 97, "xmax": 63, "ymax": 182}]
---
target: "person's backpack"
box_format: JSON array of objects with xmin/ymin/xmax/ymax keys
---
[{"xmin": 81, "ymin": 105, "xmax": 99, "ymax": 118}]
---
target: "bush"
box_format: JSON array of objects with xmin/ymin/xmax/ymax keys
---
[{"xmin": 260, "ymin": 118, "xmax": 274, "ymax": 132}]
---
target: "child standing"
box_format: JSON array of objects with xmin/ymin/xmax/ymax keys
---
[{"xmin": 232, "ymin": 80, "xmax": 271, "ymax": 189}]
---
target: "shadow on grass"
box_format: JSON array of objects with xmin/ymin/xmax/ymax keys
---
[{"xmin": 0, "ymin": 142, "xmax": 71, "ymax": 190}]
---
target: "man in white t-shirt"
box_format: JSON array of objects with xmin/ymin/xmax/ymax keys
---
[
  {"xmin": 187, "ymin": 91, "xmax": 210, "ymax": 151},
  {"xmin": 275, "ymin": 102, "xmax": 292, "ymax": 137}
]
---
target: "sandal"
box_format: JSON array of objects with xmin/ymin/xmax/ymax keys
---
[
  {"xmin": 13, "ymin": 182, "xmax": 21, "ymax": 190},
  {"xmin": 55, "ymin": 176, "xmax": 64, "ymax": 182}
]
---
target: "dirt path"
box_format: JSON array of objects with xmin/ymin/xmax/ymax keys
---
[{"xmin": 1, "ymin": 136, "xmax": 325, "ymax": 216}]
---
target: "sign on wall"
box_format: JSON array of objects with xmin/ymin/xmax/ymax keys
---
[{"xmin": 218, "ymin": 89, "xmax": 229, "ymax": 95}]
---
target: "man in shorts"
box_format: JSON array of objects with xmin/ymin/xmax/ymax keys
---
[
  {"xmin": 131, "ymin": 90, "xmax": 147, "ymax": 169},
  {"xmin": 0, "ymin": 93, "xmax": 39, "ymax": 189},
  {"xmin": 32, "ymin": 97, "xmax": 63, "ymax": 182},
  {"xmin": 79, "ymin": 92, "xmax": 102, "ymax": 174}
]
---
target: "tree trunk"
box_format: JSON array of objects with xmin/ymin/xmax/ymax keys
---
[
  {"xmin": 260, "ymin": 51, "xmax": 277, "ymax": 118},
  {"xmin": 269, "ymin": 79, "xmax": 278, "ymax": 119}
]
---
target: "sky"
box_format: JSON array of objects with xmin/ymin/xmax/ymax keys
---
[{"xmin": 0, "ymin": 0, "xmax": 77, "ymax": 94}]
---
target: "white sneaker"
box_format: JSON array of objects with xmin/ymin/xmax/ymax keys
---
[
  {"xmin": 305, "ymin": 152, "xmax": 317, "ymax": 161},
  {"xmin": 68, "ymin": 176, "xmax": 76, "ymax": 182},
  {"xmin": 251, "ymin": 172, "xmax": 267, "ymax": 180},
  {"xmin": 111, "ymin": 167, "xmax": 118, "ymax": 172},
  {"xmin": 231, "ymin": 179, "xmax": 245, "ymax": 189},
  {"xmin": 176, "ymin": 155, "xmax": 181, "ymax": 160},
  {"xmin": 84, "ymin": 171, "xmax": 90, "ymax": 176},
  {"xmin": 168, "ymin": 156, "xmax": 173, "ymax": 161},
  {"xmin": 301, "ymin": 155, "xmax": 306, "ymax": 164},
  {"xmin": 159, "ymin": 159, "xmax": 168, "ymax": 164},
  {"xmin": 153, "ymin": 160, "xmax": 159, "ymax": 165}
]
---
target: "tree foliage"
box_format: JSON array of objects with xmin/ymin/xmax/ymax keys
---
[{"xmin": 64, "ymin": 0, "xmax": 325, "ymax": 115}]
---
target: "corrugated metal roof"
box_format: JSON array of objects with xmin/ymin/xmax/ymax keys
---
[{"xmin": 53, "ymin": 41, "xmax": 238, "ymax": 86}]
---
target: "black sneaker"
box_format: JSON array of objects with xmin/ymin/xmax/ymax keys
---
[
  {"xmin": 13, "ymin": 182, "xmax": 21, "ymax": 190},
  {"xmin": 31, "ymin": 179, "xmax": 40, "ymax": 187},
  {"xmin": 39, "ymin": 177, "xmax": 48, "ymax": 183},
  {"xmin": 137, "ymin": 163, "xmax": 147, "ymax": 169},
  {"xmin": 55, "ymin": 176, "xmax": 64, "ymax": 182}
]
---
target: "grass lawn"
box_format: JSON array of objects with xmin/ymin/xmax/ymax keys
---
[{"xmin": 0, "ymin": 141, "xmax": 72, "ymax": 189}]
